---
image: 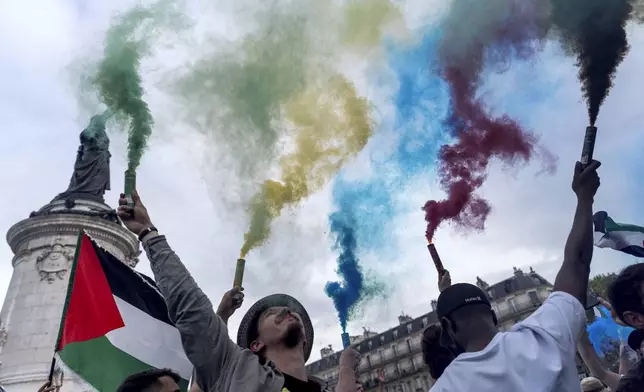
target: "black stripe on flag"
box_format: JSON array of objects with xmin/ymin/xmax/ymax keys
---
[{"xmin": 89, "ymin": 239, "xmax": 174, "ymax": 327}]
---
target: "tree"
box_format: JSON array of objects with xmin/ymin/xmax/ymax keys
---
[{"xmin": 589, "ymin": 273, "xmax": 618, "ymax": 299}]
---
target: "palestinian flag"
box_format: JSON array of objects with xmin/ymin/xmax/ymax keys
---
[
  {"xmin": 593, "ymin": 211, "xmax": 644, "ymax": 257},
  {"xmin": 54, "ymin": 232, "xmax": 191, "ymax": 391}
]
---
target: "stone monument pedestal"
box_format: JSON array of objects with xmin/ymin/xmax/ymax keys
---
[{"xmin": 0, "ymin": 199, "xmax": 139, "ymax": 391}]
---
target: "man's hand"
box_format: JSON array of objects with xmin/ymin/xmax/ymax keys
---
[
  {"xmin": 117, "ymin": 190, "xmax": 154, "ymax": 236},
  {"xmin": 438, "ymin": 270, "xmax": 451, "ymax": 293},
  {"xmin": 216, "ymin": 287, "xmax": 244, "ymax": 322},
  {"xmin": 572, "ymin": 160, "xmax": 601, "ymax": 201},
  {"xmin": 340, "ymin": 347, "xmax": 361, "ymax": 370}
]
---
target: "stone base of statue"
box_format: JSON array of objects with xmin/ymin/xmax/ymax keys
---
[{"xmin": 0, "ymin": 199, "xmax": 139, "ymax": 392}]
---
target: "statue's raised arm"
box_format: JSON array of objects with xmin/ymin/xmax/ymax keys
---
[{"xmin": 53, "ymin": 111, "xmax": 113, "ymax": 204}]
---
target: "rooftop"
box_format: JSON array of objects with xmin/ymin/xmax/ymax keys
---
[{"xmin": 482, "ymin": 267, "xmax": 551, "ymax": 301}]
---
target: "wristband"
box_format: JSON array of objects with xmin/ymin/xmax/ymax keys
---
[{"xmin": 138, "ymin": 226, "xmax": 158, "ymax": 242}]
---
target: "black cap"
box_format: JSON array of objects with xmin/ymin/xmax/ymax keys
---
[
  {"xmin": 437, "ymin": 283, "xmax": 491, "ymax": 319},
  {"xmin": 627, "ymin": 329, "xmax": 643, "ymax": 352}
]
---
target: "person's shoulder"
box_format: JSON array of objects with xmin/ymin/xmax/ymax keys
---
[
  {"xmin": 546, "ymin": 291, "xmax": 584, "ymax": 308},
  {"xmin": 514, "ymin": 291, "xmax": 586, "ymax": 328},
  {"xmin": 230, "ymin": 351, "xmax": 286, "ymax": 389},
  {"xmin": 429, "ymin": 358, "xmax": 471, "ymax": 390},
  {"xmin": 510, "ymin": 291, "xmax": 586, "ymax": 354}
]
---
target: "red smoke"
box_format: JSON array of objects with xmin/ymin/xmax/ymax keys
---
[{"xmin": 424, "ymin": 1, "xmax": 550, "ymax": 241}]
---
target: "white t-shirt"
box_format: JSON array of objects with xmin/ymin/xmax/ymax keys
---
[{"xmin": 429, "ymin": 291, "xmax": 587, "ymax": 392}]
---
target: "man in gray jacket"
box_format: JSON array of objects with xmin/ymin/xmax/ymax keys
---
[{"xmin": 117, "ymin": 191, "xmax": 360, "ymax": 392}]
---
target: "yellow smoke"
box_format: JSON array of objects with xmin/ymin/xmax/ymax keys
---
[
  {"xmin": 239, "ymin": 74, "xmax": 372, "ymax": 257},
  {"xmin": 340, "ymin": 0, "xmax": 404, "ymax": 48}
]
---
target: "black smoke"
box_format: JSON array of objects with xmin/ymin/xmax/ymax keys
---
[{"xmin": 550, "ymin": 0, "xmax": 634, "ymax": 125}]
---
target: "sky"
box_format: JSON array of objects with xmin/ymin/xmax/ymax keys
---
[{"xmin": 1, "ymin": 0, "xmax": 643, "ymax": 364}]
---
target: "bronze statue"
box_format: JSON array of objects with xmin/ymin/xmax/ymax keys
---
[{"xmin": 54, "ymin": 111, "xmax": 113, "ymax": 203}]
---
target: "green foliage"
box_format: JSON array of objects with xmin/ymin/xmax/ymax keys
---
[{"xmin": 589, "ymin": 273, "xmax": 618, "ymax": 299}]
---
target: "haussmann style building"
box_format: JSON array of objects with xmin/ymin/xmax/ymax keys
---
[{"xmin": 307, "ymin": 267, "xmax": 590, "ymax": 392}]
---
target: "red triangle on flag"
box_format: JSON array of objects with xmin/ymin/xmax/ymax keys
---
[{"xmin": 56, "ymin": 233, "xmax": 125, "ymax": 351}]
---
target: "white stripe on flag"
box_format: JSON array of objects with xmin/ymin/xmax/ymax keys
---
[
  {"xmin": 107, "ymin": 296, "xmax": 192, "ymax": 380},
  {"xmin": 594, "ymin": 230, "xmax": 644, "ymax": 250}
]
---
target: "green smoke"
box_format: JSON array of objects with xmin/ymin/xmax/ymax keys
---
[
  {"xmin": 173, "ymin": 6, "xmax": 312, "ymax": 177},
  {"xmin": 93, "ymin": 1, "xmax": 190, "ymax": 170}
]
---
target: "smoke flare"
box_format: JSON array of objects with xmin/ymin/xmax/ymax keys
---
[
  {"xmin": 550, "ymin": 0, "xmax": 633, "ymax": 125},
  {"xmin": 174, "ymin": 8, "xmax": 311, "ymax": 177},
  {"xmin": 325, "ymin": 211, "xmax": 361, "ymax": 333},
  {"xmin": 239, "ymin": 75, "xmax": 372, "ymax": 257},
  {"xmin": 94, "ymin": 2, "xmax": 188, "ymax": 170},
  {"xmin": 587, "ymin": 306, "xmax": 634, "ymax": 357},
  {"xmin": 325, "ymin": 206, "xmax": 387, "ymax": 332},
  {"xmin": 340, "ymin": 0, "xmax": 402, "ymax": 49},
  {"xmin": 330, "ymin": 32, "xmax": 447, "ymax": 258},
  {"xmin": 423, "ymin": 0, "xmax": 550, "ymax": 240}
]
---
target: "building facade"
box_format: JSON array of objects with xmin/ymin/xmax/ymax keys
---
[{"xmin": 307, "ymin": 267, "xmax": 589, "ymax": 391}]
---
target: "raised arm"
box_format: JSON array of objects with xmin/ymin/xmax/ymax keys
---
[
  {"xmin": 554, "ymin": 160, "xmax": 601, "ymax": 306},
  {"xmin": 117, "ymin": 190, "xmax": 241, "ymax": 391},
  {"xmin": 577, "ymin": 329, "xmax": 622, "ymax": 391}
]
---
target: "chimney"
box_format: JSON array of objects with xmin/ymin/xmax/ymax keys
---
[
  {"xmin": 513, "ymin": 267, "xmax": 524, "ymax": 277},
  {"xmin": 320, "ymin": 344, "xmax": 334, "ymax": 358},
  {"xmin": 431, "ymin": 299, "xmax": 438, "ymax": 311},
  {"xmin": 398, "ymin": 313, "xmax": 413, "ymax": 325}
]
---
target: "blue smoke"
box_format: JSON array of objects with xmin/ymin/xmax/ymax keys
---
[
  {"xmin": 324, "ymin": 208, "xmax": 362, "ymax": 333},
  {"xmin": 587, "ymin": 306, "xmax": 634, "ymax": 357},
  {"xmin": 325, "ymin": 30, "xmax": 449, "ymax": 330}
]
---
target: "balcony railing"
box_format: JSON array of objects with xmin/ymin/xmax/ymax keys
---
[
  {"xmin": 361, "ymin": 363, "xmax": 427, "ymax": 390},
  {"xmin": 364, "ymin": 343, "xmax": 422, "ymax": 370}
]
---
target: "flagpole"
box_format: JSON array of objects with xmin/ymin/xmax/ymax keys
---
[
  {"xmin": 47, "ymin": 356, "xmax": 56, "ymax": 384},
  {"xmin": 48, "ymin": 231, "xmax": 84, "ymax": 386}
]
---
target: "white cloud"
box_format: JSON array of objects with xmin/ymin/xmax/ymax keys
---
[{"xmin": 0, "ymin": 0, "xmax": 643, "ymax": 365}]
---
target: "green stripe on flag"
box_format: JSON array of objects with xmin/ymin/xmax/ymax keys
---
[
  {"xmin": 603, "ymin": 216, "xmax": 644, "ymax": 234},
  {"xmin": 59, "ymin": 336, "xmax": 188, "ymax": 391}
]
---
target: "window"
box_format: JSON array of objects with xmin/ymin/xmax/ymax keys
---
[
  {"xmin": 393, "ymin": 330, "xmax": 398, "ymax": 339},
  {"xmin": 368, "ymin": 340, "xmax": 373, "ymax": 349},
  {"xmin": 507, "ymin": 297, "xmax": 517, "ymax": 312},
  {"xmin": 422, "ymin": 317, "xmax": 428, "ymax": 327},
  {"xmin": 381, "ymin": 335, "xmax": 385, "ymax": 343},
  {"xmin": 528, "ymin": 291, "xmax": 539, "ymax": 303},
  {"xmin": 407, "ymin": 323, "xmax": 413, "ymax": 333}
]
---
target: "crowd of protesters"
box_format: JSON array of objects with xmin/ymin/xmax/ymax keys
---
[{"xmin": 15, "ymin": 159, "xmax": 643, "ymax": 391}]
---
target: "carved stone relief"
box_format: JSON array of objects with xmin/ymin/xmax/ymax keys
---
[
  {"xmin": 36, "ymin": 237, "xmax": 75, "ymax": 283},
  {"xmin": 0, "ymin": 322, "xmax": 7, "ymax": 349}
]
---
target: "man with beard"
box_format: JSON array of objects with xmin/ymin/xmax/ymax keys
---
[
  {"xmin": 117, "ymin": 191, "xmax": 361, "ymax": 392},
  {"xmin": 430, "ymin": 160, "xmax": 601, "ymax": 391}
]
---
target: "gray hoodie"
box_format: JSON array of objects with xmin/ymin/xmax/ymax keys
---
[{"xmin": 142, "ymin": 234, "xmax": 327, "ymax": 392}]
